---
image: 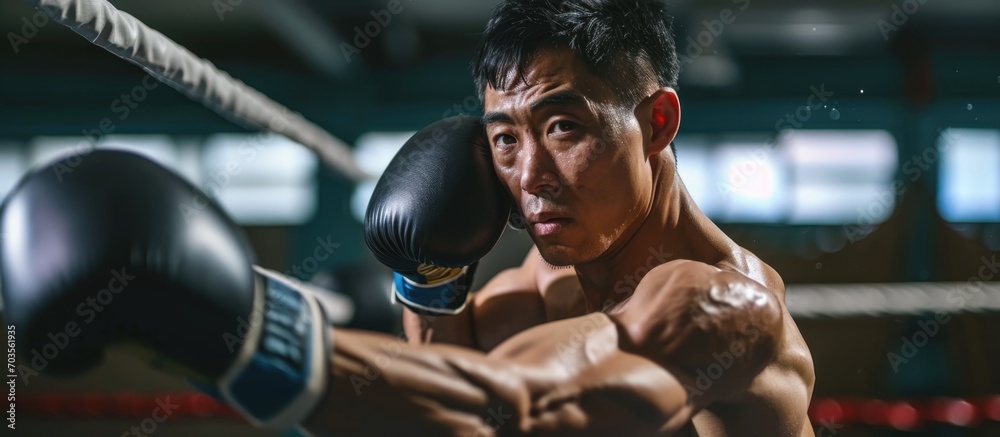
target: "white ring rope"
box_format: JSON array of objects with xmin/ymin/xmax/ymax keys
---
[
  {"xmin": 28, "ymin": 0, "xmax": 370, "ymax": 182},
  {"xmin": 786, "ymin": 282, "xmax": 1000, "ymax": 319}
]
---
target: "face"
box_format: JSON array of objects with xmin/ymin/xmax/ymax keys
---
[{"xmin": 483, "ymin": 47, "xmax": 657, "ymax": 266}]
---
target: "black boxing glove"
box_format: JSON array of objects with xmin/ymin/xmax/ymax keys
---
[
  {"xmin": 0, "ymin": 150, "xmax": 329, "ymax": 430},
  {"xmin": 364, "ymin": 116, "xmax": 510, "ymax": 315}
]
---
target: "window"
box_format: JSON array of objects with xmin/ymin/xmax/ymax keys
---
[
  {"xmin": 14, "ymin": 134, "xmax": 318, "ymax": 225},
  {"xmin": 938, "ymin": 128, "xmax": 1000, "ymax": 222},
  {"xmin": 675, "ymin": 129, "xmax": 898, "ymax": 224},
  {"xmin": 202, "ymin": 133, "xmax": 318, "ymax": 225}
]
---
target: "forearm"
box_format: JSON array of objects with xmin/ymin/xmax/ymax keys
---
[
  {"xmin": 304, "ymin": 314, "xmax": 692, "ymax": 436},
  {"xmin": 304, "ymin": 328, "xmax": 527, "ymax": 436},
  {"xmin": 403, "ymin": 306, "xmax": 478, "ymax": 347}
]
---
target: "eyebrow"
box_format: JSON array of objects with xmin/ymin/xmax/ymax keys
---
[
  {"xmin": 530, "ymin": 89, "xmax": 587, "ymax": 113},
  {"xmin": 481, "ymin": 111, "xmax": 513, "ymax": 126},
  {"xmin": 481, "ymin": 89, "xmax": 588, "ymax": 126}
]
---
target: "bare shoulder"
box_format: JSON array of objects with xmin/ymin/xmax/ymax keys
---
[
  {"xmin": 615, "ymin": 259, "xmax": 784, "ymax": 348},
  {"xmin": 616, "ymin": 253, "xmax": 815, "ymax": 435},
  {"xmin": 613, "ymin": 259, "xmax": 785, "ymax": 395},
  {"xmin": 699, "ymin": 247, "xmax": 816, "ymax": 436},
  {"xmin": 719, "ymin": 246, "xmax": 814, "ymax": 391}
]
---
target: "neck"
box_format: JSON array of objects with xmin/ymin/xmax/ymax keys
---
[{"xmin": 572, "ymin": 155, "xmax": 731, "ymax": 311}]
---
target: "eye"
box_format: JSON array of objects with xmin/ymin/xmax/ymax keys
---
[
  {"xmin": 494, "ymin": 134, "xmax": 517, "ymax": 151},
  {"xmin": 551, "ymin": 120, "xmax": 578, "ymax": 135}
]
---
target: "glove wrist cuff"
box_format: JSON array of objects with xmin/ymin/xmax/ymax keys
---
[
  {"xmin": 215, "ymin": 267, "xmax": 331, "ymax": 430},
  {"xmin": 392, "ymin": 266, "xmax": 472, "ymax": 315}
]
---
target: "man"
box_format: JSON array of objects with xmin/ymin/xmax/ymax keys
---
[
  {"xmin": 396, "ymin": 0, "xmax": 817, "ymax": 434},
  {"xmin": 0, "ymin": 1, "xmax": 814, "ymax": 435}
]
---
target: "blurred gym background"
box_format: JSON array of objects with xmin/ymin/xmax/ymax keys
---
[{"xmin": 1, "ymin": 0, "xmax": 999, "ymax": 435}]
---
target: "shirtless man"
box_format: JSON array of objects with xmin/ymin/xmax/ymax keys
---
[
  {"xmin": 395, "ymin": 0, "xmax": 816, "ymax": 434},
  {"xmin": 0, "ymin": 1, "xmax": 814, "ymax": 435}
]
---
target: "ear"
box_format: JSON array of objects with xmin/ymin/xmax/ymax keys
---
[{"xmin": 639, "ymin": 87, "xmax": 681, "ymax": 157}]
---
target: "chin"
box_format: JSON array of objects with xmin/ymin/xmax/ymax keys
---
[{"xmin": 535, "ymin": 242, "xmax": 591, "ymax": 267}]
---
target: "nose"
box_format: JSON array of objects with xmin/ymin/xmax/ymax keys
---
[{"xmin": 517, "ymin": 137, "xmax": 562, "ymax": 200}]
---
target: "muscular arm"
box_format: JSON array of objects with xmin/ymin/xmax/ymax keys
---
[
  {"xmin": 612, "ymin": 260, "xmax": 785, "ymax": 408},
  {"xmin": 303, "ymin": 260, "xmax": 785, "ymax": 436},
  {"xmin": 305, "ymin": 314, "xmax": 689, "ymax": 436}
]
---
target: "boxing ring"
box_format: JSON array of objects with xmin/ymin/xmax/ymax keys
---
[{"xmin": 11, "ymin": 0, "xmax": 1000, "ymax": 435}]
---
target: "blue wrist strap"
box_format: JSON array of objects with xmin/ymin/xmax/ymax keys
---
[
  {"xmin": 213, "ymin": 268, "xmax": 330, "ymax": 430},
  {"xmin": 393, "ymin": 269, "xmax": 470, "ymax": 315}
]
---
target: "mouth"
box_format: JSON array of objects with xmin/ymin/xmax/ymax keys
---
[{"xmin": 527, "ymin": 214, "xmax": 572, "ymax": 236}]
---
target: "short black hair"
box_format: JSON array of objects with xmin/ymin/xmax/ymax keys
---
[{"xmin": 471, "ymin": 0, "xmax": 679, "ymax": 108}]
